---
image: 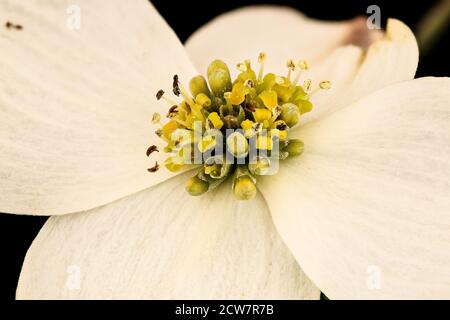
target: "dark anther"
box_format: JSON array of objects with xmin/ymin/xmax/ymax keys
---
[
  {"xmin": 276, "ymin": 123, "xmax": 288, "ymax": 131},
  {"xmin": 185, "ymin": 103, "xmax": 191, "ymax": 114},
  {"xmin": 155, "ymin": 129, "xmax": 163, "ymax": 137},
  {"xmin": 172, "ymin": 74, "xmax": 180, "ymax": 96},
  {"xmin": 5, "ymin": 21, "xmax": 23, "ymax": 30},
  {"xmin": 206, "ymin": 118, "xmax": 214, "ymax": 130},
  {"xmin": 253, "ymin": 122, "xmax": 263, "ymax": 131},
  {"xmin": 245, "ymin": 103, "xmax": 256, "ymax": 113},
  {"xmin": 166, "ymin": 105, "xmax": 178, "ymax": 118},
  {"xmin": 245, "ymin": 80, "xmax": 255, "ymax": 88},
  {"xmin": 147, "ymin": 162, "xmax": 160, "ymax": 173},
  {"xmin": 146, "ymin": 145, "xmax": 159, "ymax": 157},
  {"xmin": 156, "ymin": 90, "xmax": 164, "ymax": 100}
]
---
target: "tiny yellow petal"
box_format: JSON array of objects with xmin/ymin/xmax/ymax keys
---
[
  {"xmin": 162, "ymin": 120, "xmax": 178, "ymax": 140},
  {"xmin": 253, "ymin": 108, "xmax": 272, "ymax": 123},
  {"xmin": 241, "ymin": 119, "xmax": 254, "ymax": 131},
  {"xmin": 258, "ymin": 90, "xmax": 278, "ymax": 109},
  {"xmin": 230, "ymin": 82, "xmax": 247, "ymax": 105},
  {"xmin": 207, "ymin": 112, "xmax": 224, "ymax": 129}
]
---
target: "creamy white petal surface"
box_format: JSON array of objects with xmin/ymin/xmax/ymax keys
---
[
  {"xmin": 17, "ymin": 172, "xmax": 319, "ymax": 299},
  {"xmin": 0, "ymin": 0, "xmax": 197, "ymax": 215},
  {"xmin": 184, "ymin": 6, "xmax": 418, "ymax": 125},
  {"xmin": 185, "ymin": 5, "xmax": 377, "ymax": 77},
  {"xmin": 259, "ymin": 77, "xmax": 450, "ymax": 299},
  {"xmin": 303, "ymin": 19, "xmax": 419, "ymax": 124}
]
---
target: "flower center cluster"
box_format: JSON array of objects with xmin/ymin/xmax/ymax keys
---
[{"xmin": 150, "ymin": 53, "xmax": 330, "ymax": 200}]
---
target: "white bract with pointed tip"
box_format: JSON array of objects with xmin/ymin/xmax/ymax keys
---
[{"xmin": 0, "ymin": 1, "xmax": 449, "ymax": 299}]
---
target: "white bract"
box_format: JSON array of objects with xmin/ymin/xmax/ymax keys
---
[{"xmin": 0, "ymin": 1, "xmax": 449, "ymax": 299}]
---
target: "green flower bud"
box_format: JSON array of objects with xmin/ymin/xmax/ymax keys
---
[
  {"xmin": 189, "ymin": 75, "xmax": 211, "ymax": 98},
  {"xmin": 207, "ymin": 60, "xmax": 232, "ymax": 97},
  {"xmin": 295, "ymin": 99, "xmax": 313, "ymax": 114},
  {"xmin": 233, "ymin": 176, "xmax": 256, "ymax": 200},
  {"xmin": 284, "ymin": 139, "xmax": 304, "ymax": 157},
  {"xmin": 233, "ymin": 175, "xmax": 257, "ymax": 200},
  {"xmin": 232, "ymin": 166, "xmax": 257, "ymax": 200},
  {"xmin": 185, "ymin": 175, "xmax": 209, "ymax": 196},
  {"xmin": 280, "ymin": 103, "xmax": 300, "ymax": 127}
]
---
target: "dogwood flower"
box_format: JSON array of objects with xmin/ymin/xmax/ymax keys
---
[{"xmin": 1, "ymin": 1, "xmax": 449, "ymax": 299}]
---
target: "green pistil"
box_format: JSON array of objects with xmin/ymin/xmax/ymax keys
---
[{"xmin": 151, "ymin": 53, "xmax": 331, "ymax": 200}]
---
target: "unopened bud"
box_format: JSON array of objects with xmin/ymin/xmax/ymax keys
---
[
  {"xmin": 284, "ymin": 139, "xmax": 304, "ymax": 157},
  {"xmin": 280, "ymin": 103, "xmax": 300, "ymax": 127},
  {"xmin": 185, "ymin": 175, "xmax": 209, "ymax": 196},
  {"xmin": 233, "ymin": 174, "xmax": 256, "ymax": 200},
  {"xmin": 189, "ymin": 75, "xmax": 211, "ymax": 98},
  {"xmin": 207, "ymin": 60, "xmax": 232, "ymax": 97}
]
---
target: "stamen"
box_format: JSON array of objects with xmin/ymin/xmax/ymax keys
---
[
  {"xmin": 244, "ymin": 79, "xmax": 254, "ymax": 88},
  {"xmin": 245, "ymin": 102, "xmax": 256, "ymax": 112},
  {"xmin": 303, "ymin": 79, "xmax": 312, "ymax": 91},
  {"xmin": 319, "ymin": 80, "xmax": 332, "ymax": 89},
  {"xmin": 308, "ymin": 80, "xmax": 332, "ymax": 97},
  {"xmin": 298, "ymin": 60, "xmax": 309, "ymax": 71},
  {"xmin": 286, "ymin": 59, "xmax": 296, "ymax": 81},
  {"xmin": 172, "ymin": 75, "xmax": 181, "ymax": 96},
  {"xmin": 166, "ymin": 105, "xmax": 179, "ymax": 118},
  {"xmin": 152, "ymin": 112, "xmax": 161, "ymax": 124},
  {"xmin": 293, "ymin": 59, "xmax": 309, "ymax": 85},
  {"xmin": 257, "ymin": 52, "xmax": 266, "ymax": 82},
  {"xmin": 156, "ymin": 90, "xmax": 165, "ymax": 100},
  {"xmin": 173, "ymin": 74, "xmax": 195, "ymax": 106},
  {"xmin": 147, "ymin": 162, "xmax": 160, "ymax": 173},
  {"xmin": 271, "ymin": 105, "xmax": 283, "ymax": 121},
  {"xmin": 156, "ymin": 89, "xmax": 179, "ymax": 106},
  {"xmin": 236, "ymin": 62, "xmax": 247, "ymax": 72},
  {"xmin": 173, "ymin": 118, "xmax": 190, "ymax": 127},
  {"xmin": 146, "ymin": 145, "xmax": 159, "ymax": 156}
]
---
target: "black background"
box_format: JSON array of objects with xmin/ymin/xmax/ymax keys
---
[{"xmin": 1, "ymin": 0, "xmax": 449, "ymax": 300}]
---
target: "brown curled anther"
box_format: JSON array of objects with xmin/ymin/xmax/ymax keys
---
[
  {"xmin": 156, "ymin": 90, "xmax": 164, "ymax": 100},
  {"xmin": 245, "ymin": 103, "xmax": 256, "ymax": 113},
  {"xmin": 172, "ymin": 75, "xmax": 180, "ymax": 96},
  {"xmin": 147, "ymin": 162, "xmax": 160, "ymax": 173},
  {"xmin": 166, "ymin": 105, "xmax": 178, "ymax": 118},
  {"xmin": 146, "ymin": 145, "xmax": 159, "ymax": 157}
]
